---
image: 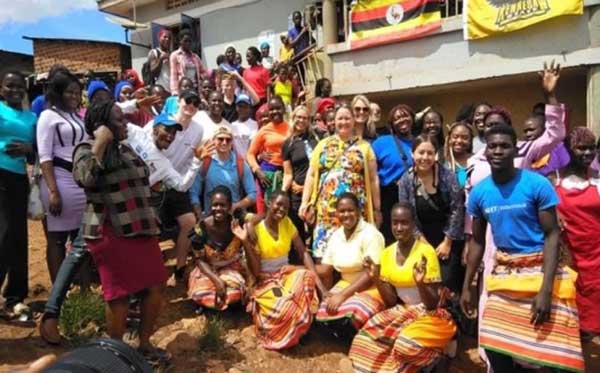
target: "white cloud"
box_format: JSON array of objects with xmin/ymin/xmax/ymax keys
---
[{"xmin": 0, "ymin": 0, "xmax": 96, "ymax": 25}]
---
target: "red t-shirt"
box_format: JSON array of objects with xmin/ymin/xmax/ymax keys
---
[{"xmin": 243, "ymin": 65, "xmax": 270, "ymax": 100}]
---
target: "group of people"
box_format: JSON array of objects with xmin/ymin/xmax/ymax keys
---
[{"xmin": 0, "ymin": 27, "xmax": 598, "ymax": 371}]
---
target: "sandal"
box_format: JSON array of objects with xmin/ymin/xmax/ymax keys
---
[
  {"xmin": 6, "ymin": 303, "xmax": 35, "ymax": 327},
  {"xmin": 138, "ymin": 346, "xmax": 172, "ymax": 369}
]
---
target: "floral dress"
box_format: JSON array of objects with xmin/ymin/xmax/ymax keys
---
[{"xmin": 308, "ymin": 135, "xmax": 375, "ymax": 258}]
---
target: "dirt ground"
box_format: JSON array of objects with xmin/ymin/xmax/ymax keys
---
[{"xmin": 0, "ymin": 221, "xmax": 598, "ymax": 372}]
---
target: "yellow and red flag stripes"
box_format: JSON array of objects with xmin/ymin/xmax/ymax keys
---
[
  {"xmin": 464, "ymin": 0, "xmax": 584, "ymax": 40},
  {"xmin": 350, "ymin": 0, "xmax": 441, "ymax": 50}
]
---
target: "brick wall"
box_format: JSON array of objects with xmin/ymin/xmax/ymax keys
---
[{"xmin": 33, "ymin": 40, "xmax": 128, "ymax": 76}]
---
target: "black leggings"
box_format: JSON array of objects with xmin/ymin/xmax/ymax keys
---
[{"xmin": 0, "ymin": 169, "xmax": 29, "ymax": 308}]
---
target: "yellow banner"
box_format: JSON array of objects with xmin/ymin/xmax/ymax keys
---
[{"xmin": 464, "ymin": 0, "xmax": 583, "ymax": 40}]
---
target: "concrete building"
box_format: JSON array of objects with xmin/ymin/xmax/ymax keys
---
[{"xmin": 98, "ymin": 0, "xmax": 600, "ymax": 134}]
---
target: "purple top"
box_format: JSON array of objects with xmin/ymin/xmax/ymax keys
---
[
  {"xmin": 531, "ymin": 142, "xmax": 570, "ymax": 176},
  {"xmin": 592, "ymin": 156, "xmax": 600, "ymax": 174},
  {"xmin": 37, "ymin": 107, "xmax": 86, "ymax": 163},
  {"xmin": 465, "ymin": 104, "xmax": 566, "ymax": 234}
]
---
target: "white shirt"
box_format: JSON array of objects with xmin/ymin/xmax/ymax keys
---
[
  {"xmin": 322, "ymin": 219, "xmax": 384, "ymax": 283},
  {"xmin": 127, "ymin": 123, "xmax": 200, "ymax": 191},
  {"xmin": 144, "ymin": 116, "xmax": 204, "ymax": 175},
  {"xmin": 193, "ymin": 110, "xmax": 231, "ymax": 143},
  {"xmin": 231, "ymin": 118, "xmax": 258, "ymax": 157}
]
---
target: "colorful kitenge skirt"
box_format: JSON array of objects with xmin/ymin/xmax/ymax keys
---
[
  {"xmin": 248, "ymin": 267, "xmax": 319, "ymax": 350},
  {"xmin": 349, "ymin": 304, "xmax": 456, "ymax": 373},
  {"xmin": 188, "ymin": 265, "xmax": 245, "ymax": 310},
  {"xmin": 316, "ymin": 279, "xmax": 384, "ymax": 329},
  {"xmin": 481, "ymin": 251, "xmax": 584, "ymax": 372}
]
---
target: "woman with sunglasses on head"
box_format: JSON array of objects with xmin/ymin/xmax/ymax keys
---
[
  {"xmin": 0, "ymin": 70, "xmax": 37, "ymax": 322},
  {"xmin": 300, "ymin": 102, "xmax": 381, "ymax": 261},
  {"xmin": 37, "ymin": 70, "xmax": 87, "ymax": 284},
  {"xmin": 247, "ymin": 96, "xmax": 289, "ymax": 213},
  {"xmin": 397, "ymin": 135, "xmax": 465, "ymax": 295},
  {"xmin": 351, "ymin": 95, "xmax": 376, "ymax": 142},
  {"xmin": 372, "ymin": 104, "xmax": 415, "ymax": 245},
  {"xmin": 348, "ymin": 202, "xmax": 456, "ymax": 372},
  {"xmin": 282, "ymin": 105, "xmax": 318, "ymax": 248},
  {"xmin": 188, "ymin": 186, "xmax": 247, "ymax": 312},
  {"xmin": 233, "ymin": 191, "xmax": 326, "ymax": 350}
]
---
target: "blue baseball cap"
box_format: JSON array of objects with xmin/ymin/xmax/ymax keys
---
[
  {"xmin": 235, "ymin": 93, "xmax": 252, "ymax": 106},
  {"xmin": 153, "ymin": 113, "xmax": 182, "ymax": 131},
  {"xmin": 260, "ymin": 41, "xmax": 270, "ymax": 50}
]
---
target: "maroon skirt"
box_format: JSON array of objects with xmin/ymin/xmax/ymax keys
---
[{"xmin": 86, "ymin": 223, "xmax": 168, "ymax": 301}]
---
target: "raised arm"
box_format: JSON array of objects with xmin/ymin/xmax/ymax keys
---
[{"xmin": 523, "ymin": 61, "xmax": 565, "ymax": 164}]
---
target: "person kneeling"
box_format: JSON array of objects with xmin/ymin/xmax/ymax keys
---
[
  {"xmin": 233, "ymin": 191, "xmax": 326, "ymax": 350},
  {"xmin": 315, "ymin": 193, "xmax": 385, "ymax": 332},
  {"xmin": 348, "ymin": 202, "xmax": 456, "ymax": 372}
]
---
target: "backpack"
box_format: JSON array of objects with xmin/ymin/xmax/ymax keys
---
[
  {"xmin": 200, "ymin": 155, "xmax": 245, "ymax": 209},
  {"xmin": 142, "ymin": 48, "xmax": 161, "ymax": 86}
]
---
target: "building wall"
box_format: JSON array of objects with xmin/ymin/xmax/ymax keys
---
[
  {"xmin": 367, "ymin": 69, "xmax": 587, "ymax": 138},
  {"xmin": 129, "ymin": 0, "xmax": 309, "ymax": 73},
  {"xmin": 327, "ymin": 5, "xmax": 600, "ymax": 97},
  {"xmin": 33, "ymin": 40, "xmax": 128, "ymax": 75},
  {"xmin": 0, "ymin": 51, "xmax": 34, "ymax": 76}
]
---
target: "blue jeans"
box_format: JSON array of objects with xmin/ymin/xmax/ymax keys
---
[{"xmin": 43, "ymin": 229, "xmax": 90, "ymax": 319}]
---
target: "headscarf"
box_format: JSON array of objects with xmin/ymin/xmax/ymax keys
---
[
  {"xmin": 123, "ymin": 69, "xmax": 144, "ymax": 91},
  {"xmin": 114, "ymin": 80, "xmax": 133, "ymax": 101},
  {"xmin": 87, "ymin": 80, "xmax": 110, "ymax": 102},
  {"xmin": 316, "ymin": 97, "xmax": 335, "ymax": 115}
]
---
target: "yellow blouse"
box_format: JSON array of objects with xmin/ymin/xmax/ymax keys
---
[
  {"xmin": 255, "ymin": 216, "xmax": 298, "ymax": 260},
  {"xmin": 380, "ymin": 239, "xmax": 441, "ymax": 288}
]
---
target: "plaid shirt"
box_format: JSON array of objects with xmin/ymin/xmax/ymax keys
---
[{"xmin": 73, "ymin": 141, "xmax": 160, "ymax": 239}]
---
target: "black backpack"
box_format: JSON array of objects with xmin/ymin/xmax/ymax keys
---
[{"xmin": 142, "ymin": 48, "xmax": 160, "ymax": 85}]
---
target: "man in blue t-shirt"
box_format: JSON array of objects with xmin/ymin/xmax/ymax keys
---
[
  {"xmin": 460, "ymin": 124, "xmax": 574, "ymax": 371},
  {"xmin": 288, "ymin": 11, "xmax": 309, "ymax": 56}
]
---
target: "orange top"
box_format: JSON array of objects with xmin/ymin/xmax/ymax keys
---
[{"xmin": 247, "ymin": 121, "xmax": 290, "ymax": 167}]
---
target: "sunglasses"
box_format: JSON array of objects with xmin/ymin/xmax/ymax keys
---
[
  {"xmin": 184, "ymin": 97, "xmax": 200, "ymax": 107},
  {"xmin": 215, "ymin": 137, "xmax": 232, "ymax": 143},
  {"xmin": 354, "ymin": 107, "xmax": 369, "ymax": 113}
]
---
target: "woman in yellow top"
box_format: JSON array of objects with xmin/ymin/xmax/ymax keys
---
[
  {"xmin": 233, "ymin": 191, "xmax": 326, "ymax": 350},
  {"xmin": 299, "ymin": 102, "xmax": 381, "ymax": 260},
  {"xmin": 270, "ymin": 64, "xmax": 293, "ymax": 111},
  {"xmin": 349, "ymin": 202, "xmax": 456, "ymax": 373},
  {"xmin": 315, "ymin": 193, "xmax": 385, "ymax": 331}
]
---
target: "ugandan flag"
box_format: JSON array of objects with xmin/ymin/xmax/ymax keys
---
[{"xmin": 350, "ymin": 0, "xmax": 442, "ymax": 50}]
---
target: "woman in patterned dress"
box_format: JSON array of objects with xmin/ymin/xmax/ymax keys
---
[
  {"xmin": 188, "ymin": 186, "xmax": 246, "ymax": 311},
  {"xmin": 299, "ymin": 102, "xmax": 381, "ymax": 260}
]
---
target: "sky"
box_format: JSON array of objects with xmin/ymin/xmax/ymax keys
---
[{"xmin": 0, "ymin": 0, "xmax": 126, "ymax": 55}]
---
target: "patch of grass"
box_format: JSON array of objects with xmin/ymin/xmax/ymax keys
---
[
  {"xmin": 198, "ymin": 315, "xmax": 228, "ymax": 352},
  {"xmin": 59, "ymin": 288, "xmax": 105, "ymax": 343}
]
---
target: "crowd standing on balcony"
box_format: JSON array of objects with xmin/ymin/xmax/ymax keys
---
[{"xmin": 0, "ymin": 8, "xmax": 597, "ymax": 372}]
